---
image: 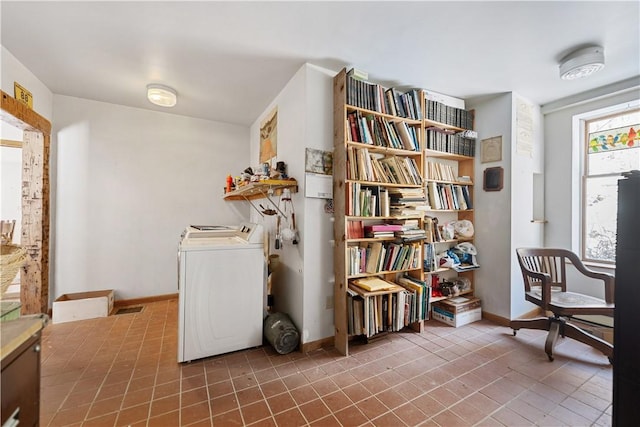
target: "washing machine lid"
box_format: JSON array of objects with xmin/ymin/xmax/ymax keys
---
[{"xmin": 181, "ymin": 223, "xmax": 263, "ymax": 249}]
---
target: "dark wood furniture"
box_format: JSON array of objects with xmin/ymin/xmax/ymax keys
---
[
  {"xmin": 613, "ymin": 170, "xmax": 640, "ymax": 425},
  {"xmin": 1, "ymin": 316, "xmax": 46, "ymax": 426},
  {"xmin": 512, "ymin": 247, "xmax": 614, "ymax": 362}
]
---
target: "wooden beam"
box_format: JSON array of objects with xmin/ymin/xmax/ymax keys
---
[
  {"xmin": 1, "ymin": 90, "xmax": 51, "ymax": 315},
  {"xmin": 1, "ymin": 90, "xmax": 51, "ymax": 135}
]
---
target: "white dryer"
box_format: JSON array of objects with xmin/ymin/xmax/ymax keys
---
[{"xmin": 178, "ymin": 223, "xmax": 265, "ymax": 363}]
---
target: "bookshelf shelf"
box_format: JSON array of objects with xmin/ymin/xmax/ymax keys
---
[
  {"xmin": 425, "ymin": 149, "xmax": 474, "ymax": 161},
  {"xmin": 346, "ymin": 180, "xmax": 422, "ymax": 188},
  {"xmin": 347, "ymin": 105, "xmax": 422, "ymax": 125},
  {"xmin": 347, "ymin": 267, "xmax": 422, "ymax": 280},
  {"xmin": 346, "ymin": 141, "xmax": 421, "ymax": 156},
  {"xmin": 425, "ymin": 178, "xmax": 474, "ymax": 186},
  {"xmin": 424, "ymin": 120, "xmax": 466, "ymax": 132}
]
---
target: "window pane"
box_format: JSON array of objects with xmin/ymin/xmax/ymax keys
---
[
  {"xmin": 588, "ymin": 148, "xmax": 640, "ymax": 175},
  {"xmin": 584, "ymin": 176, "xmax": 620, "ymax": 263}
]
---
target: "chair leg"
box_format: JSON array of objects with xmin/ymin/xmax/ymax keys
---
[
  {"xmin": 545, "ymin": 320, "xmax": 562, "ymax": 361},
  {"xmin": 510, "ymin": 317, "xmax": 551, "ymax": 336},
  {"xmin": 564, "ymin": 321, "xmax": 614, "ymax": 362}
]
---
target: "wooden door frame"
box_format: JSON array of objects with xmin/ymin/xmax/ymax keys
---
[{"xmin": 1, "ymin": 90, "xmax": 51, "ymax": 314}]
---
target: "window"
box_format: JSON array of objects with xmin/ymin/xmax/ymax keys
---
[{"xmin": 582, "ymin": 108, "xmax": 640, "ymax": 264}]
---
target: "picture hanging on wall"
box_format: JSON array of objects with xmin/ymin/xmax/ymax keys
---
[
  {"xmin": 483, "ymin": 166, "xmax": 504, "ymax": 191},
  {"xmin": 481, "ymin": 136, "xmax": 502, "ymax": 163},
  {"xmin": 260, "ymin": 107, "xmax": 277, "ymax": 163}
]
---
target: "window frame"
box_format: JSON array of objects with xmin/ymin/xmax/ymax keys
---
[{"xmin": 580, "ymin": 107, "xmax": 640, "ymax": 265}]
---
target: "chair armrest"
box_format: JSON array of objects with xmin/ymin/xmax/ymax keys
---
[
  {"xmin": 522, "ymin": 268, "xmax": 553, "ymax": 306},
  {"xmin": 566, "ymin": 252, "xmax": 615, "ymax": 304}
]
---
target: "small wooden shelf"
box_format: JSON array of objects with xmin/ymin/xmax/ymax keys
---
[{"xmin": 223, "ymin": 179, "xmax": 298, "ymax": 201}]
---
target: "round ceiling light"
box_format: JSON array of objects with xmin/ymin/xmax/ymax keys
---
[
  {"xmin": 559, "ymin": 46, "xmax": 605, "ymax": 80},
  {"xmin": 147, "ymin": 84, "xmax": 177, "ymax": 107}
]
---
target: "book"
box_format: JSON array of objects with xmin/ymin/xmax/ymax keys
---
[{"xmin": 352, "ymin": 276, "xmax": 399, "ymax": 292}]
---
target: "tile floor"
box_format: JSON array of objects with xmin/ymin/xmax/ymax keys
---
[{"xmin": 39, "ymin": 299, "xmax": 613, "ymax": 426}]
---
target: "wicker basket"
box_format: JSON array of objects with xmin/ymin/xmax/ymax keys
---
[{"xmin": 1, "ymin": 244, "xmax": 27, "ymax": 296}]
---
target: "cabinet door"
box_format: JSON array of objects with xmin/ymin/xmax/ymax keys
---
[{"xmin": 1, "ymin": 332, "xmax": 41, "ymax": 427}]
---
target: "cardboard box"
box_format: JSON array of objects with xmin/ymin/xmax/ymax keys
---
[
  {"xmin": 53, "ymin": 290, "xmax": 114, "ymax": 324},
  {"xmin": 432, "ymin": 297, "xmax": 482, "ymax": 327}
]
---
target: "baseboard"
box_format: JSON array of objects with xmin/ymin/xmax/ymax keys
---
[
  {"xmin": 113, "ymin": 293, "xmax": 178, "ymax": 309},
  {"xmin": 481, "ymin": 311, "xmax": 511, "ymax": 327},
  {"xmin": 300, "ymin": 336, "xmax": 334, "ymax": 353}
]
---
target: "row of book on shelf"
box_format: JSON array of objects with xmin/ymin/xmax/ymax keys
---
[
  {"xmin": 347, "ymin": 183, "xmax": 433, "ymax": 218},
  {"xmin": 347, "ymin": 275, "xmax": 430, "ymax": 337},
  {"xmin": 425, "ymin": 100, "xmax": 474, "ymax": 130},
  {"xmin": 426, "ymin": 182, "xmax": 473, "ymax": 211},
  {"xmin": 347, "ymin": 147, "xmax": 422, "ymax": 185},
  {"xmin": 346, "ymin": 71, "xmax": 422, "ymax": 120},
  {"xmin": 347, "ymin": 110, "xmax": 420, "ymax": 151},
  {"xmin": 426, "ymin": 128, "xmax": 476, "ymax": 157},
  {"xmin": 425, "ymin": 160, "xmax": 472, "ymax": 183},
  {"xmin": 347, "ymin": 240, "xmax": 421, "ymax": 276}
]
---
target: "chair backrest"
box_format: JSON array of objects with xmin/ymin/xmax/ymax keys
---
[{"xmin": 516, "ymin": 247, "xmax": 570, "ymax": 293}]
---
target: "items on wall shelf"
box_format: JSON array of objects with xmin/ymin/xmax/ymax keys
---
[{"xmin": 223, "ymin": 179, "xmax": 298, "ymax": 218}]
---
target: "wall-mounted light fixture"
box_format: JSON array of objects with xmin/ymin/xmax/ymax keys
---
[
  {"xmin": 559, "ymin": 46, "xmax": 605, "ymax": 80},
  {"xmin": 147, "ymin": 84, "xmax": 177, "ymax": 107}
]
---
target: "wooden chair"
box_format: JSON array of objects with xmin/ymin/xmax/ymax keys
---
[{"xmin": 512, "ymin": 248, "xmax": 614, "ymax": 363}]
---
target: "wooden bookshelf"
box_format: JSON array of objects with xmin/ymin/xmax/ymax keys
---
[
  {"xmin": 423, "ymin": 96, "xmax": 477, "ymax": 308},
  {"xmin": 334, "ymin": 69, "xmax": 428, "ymax": 356}
]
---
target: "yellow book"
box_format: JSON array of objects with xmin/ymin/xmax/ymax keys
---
[{"xmin": 353, "ymin": 277, "xmax": 397, "ymax": 292}]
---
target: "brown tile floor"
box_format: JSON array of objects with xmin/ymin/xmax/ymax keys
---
[{"xmin": 39, "ymin": 299, "xmax": 612, "ymax": 426}]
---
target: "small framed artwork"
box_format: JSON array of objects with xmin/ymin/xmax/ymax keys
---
[
  {"xmin": 483, "ymin": 167, "xmax": 504, "ymax": 191},
  {"xmin": 481, "ymin": 136, "xmax": 502, "ymax": 163}
]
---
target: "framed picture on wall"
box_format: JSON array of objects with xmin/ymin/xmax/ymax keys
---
[
  {"xmin": 483, "ymin": 166, "xmax": 504, "ymax": 191},
  {"xmin": 260, "ymin": 107, "xmax": 277, "ymax": 163},
  {"xmin": 481, "ymin": 136, "xmax": 502, "ymax": 163}
]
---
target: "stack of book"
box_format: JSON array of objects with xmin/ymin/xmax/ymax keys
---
[{"xmin": 388, "ymin": 187, "xmax": 428, "ymax": 216}]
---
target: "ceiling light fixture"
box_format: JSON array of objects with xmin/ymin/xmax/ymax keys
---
[
  {"xmin": 147, "ymin": 84, "xmax": 177, "ymax": 107},
  {"xmin": 559, "ymin": 46, "xmax": 605, "ymax": 80}
]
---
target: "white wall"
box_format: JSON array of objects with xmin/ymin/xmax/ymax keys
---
[
  {"xmin": 249, "ymin": 64, "xmax": 335, "ymax": 344},
  {"xmin": 1, "ymin": 46, "xmax": 53, "ymax": 120},
  {"xmin": 469, "ymin": 92, "xmax": 544, "ymax": 320},
  {"xmin": 52, "ymin": 95, "xmax": 249, "ymax": 302},
  {"xmin": 509, "ymin": 95, "xmax": 544, "ymax": 318},
  {"xmin": 469, "ymin": 93, "xmax": 513, "ymax": 319}
]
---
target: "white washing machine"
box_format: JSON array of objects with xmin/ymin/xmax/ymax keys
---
[{"xmin": 178, "ymin": 223, "xmax": 265, "ymax": 363}]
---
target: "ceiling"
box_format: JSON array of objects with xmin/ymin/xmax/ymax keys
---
[{"xmin": 1, "ymin": 1, "xmax": 639, "ymax": 126}]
